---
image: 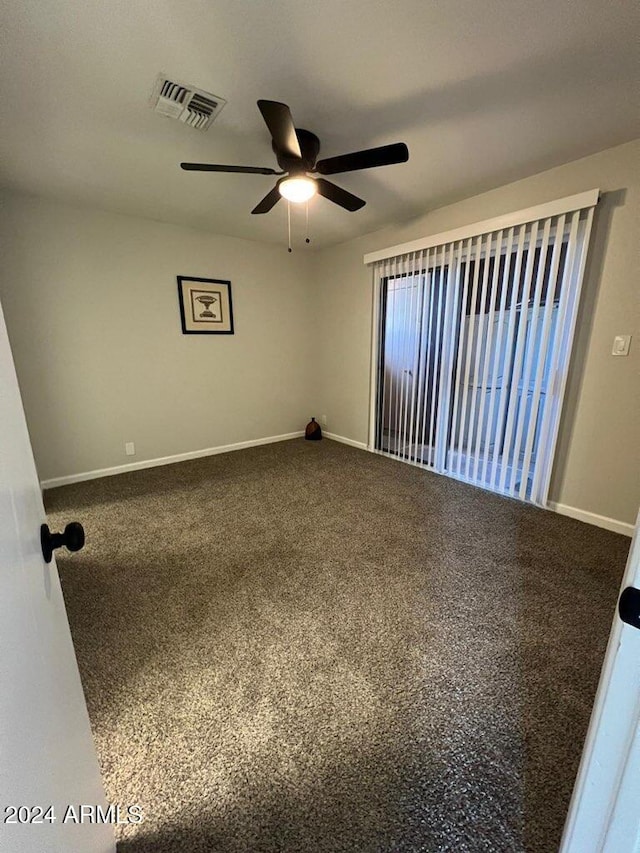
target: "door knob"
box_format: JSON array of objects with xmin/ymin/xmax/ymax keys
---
[
  {"xmin": 619, "ymin": 587, "xmax": 640, "ymax": 630},
  {"xmin": 40, "ymin": 522, "xmax": 85, "ymax": 564}
]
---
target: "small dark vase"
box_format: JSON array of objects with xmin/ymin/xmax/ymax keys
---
[{"xmin": 305, "ymin": 417, "xmax": 322, "ymax": 441}]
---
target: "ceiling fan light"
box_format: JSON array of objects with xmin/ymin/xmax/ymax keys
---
[{"xmin": 278, "ymin": 177, "xmax": 316, "ymax": 203}]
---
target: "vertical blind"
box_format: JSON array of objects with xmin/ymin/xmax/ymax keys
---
[{"xmin": 367, "ymin": 192, "xmax": 598, "ymax": 506}]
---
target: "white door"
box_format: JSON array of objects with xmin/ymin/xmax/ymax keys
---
[
  {"xmin": 0, "ymin": 299, "xmax": 114, "ymax": 853},
  {"xmin": 561, "ymin": 514, "xmax": 640, "ymax": 853}
]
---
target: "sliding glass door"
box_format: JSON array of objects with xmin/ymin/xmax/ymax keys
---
[{"xmin": 371, "ymin": 203, "xmax": 595, "ymax": 507}]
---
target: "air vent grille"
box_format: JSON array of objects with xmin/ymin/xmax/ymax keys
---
[{"xmin": 150, "ymin": 74, "xmax": 226, "ymax": 131}]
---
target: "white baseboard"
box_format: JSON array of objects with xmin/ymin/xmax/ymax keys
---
[
  {"xmin": 546, "ymin": 502, "xmax": 634, "ymax": 537},
  {"xmin": 41, "ymin": 431, "xmax": 304, "ymax": 490},
  {"xmin": 323, "ymin": 432, "xmax": 368, "ymax": 451}
]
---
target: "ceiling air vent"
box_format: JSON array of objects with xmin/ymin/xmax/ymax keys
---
[{"xmin": 150, "ymin": 74, "xmax": 226, "ymax": 131}]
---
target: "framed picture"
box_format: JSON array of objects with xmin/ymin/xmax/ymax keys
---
[{"xmin": 177, "ymin": 276, "xmax": 234, "ymax": 335}]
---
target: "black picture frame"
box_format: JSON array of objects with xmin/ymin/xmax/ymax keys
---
[{"xmin": 177, "ymin": 276, "xmax": 234, "ymax": 335}]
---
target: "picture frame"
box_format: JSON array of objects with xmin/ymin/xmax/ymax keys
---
[{"xmin": 177, "ymin": 276, "xmax": 234, "ymax": 335}]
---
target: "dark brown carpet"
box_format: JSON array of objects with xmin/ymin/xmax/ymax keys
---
[{"xmin": 45, "ymin": 439, "xmax": 629, "ymax": 853}]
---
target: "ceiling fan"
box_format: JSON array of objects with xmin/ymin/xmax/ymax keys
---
[{"xmin": 180, "ymin": 100, "xmax": 409, "ymax": 214}]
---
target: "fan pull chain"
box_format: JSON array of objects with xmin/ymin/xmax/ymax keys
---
[
  {"xmin": 287, "ymin": 201, "xmax": 292, "ymax": 253},
  {"xmin": 305, "ymin": 201, "xmax": 311, "ymax": 245}
]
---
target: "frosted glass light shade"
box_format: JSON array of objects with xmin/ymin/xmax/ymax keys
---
[{"xmin": 278, "ymin": 177, "xmax": 317, "ymax": 203}]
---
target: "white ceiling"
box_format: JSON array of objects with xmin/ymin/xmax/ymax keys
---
[{"xmin": 1, "ymin": 0, "xmax": 638, "ymax": 248}]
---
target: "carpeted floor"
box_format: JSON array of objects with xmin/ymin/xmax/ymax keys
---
[{"xmin": 45, "ymin": 439, "xmax": 629, "ymax": 853}]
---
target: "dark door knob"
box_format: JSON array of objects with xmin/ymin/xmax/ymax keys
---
[
  {"xmin": 619, "ymin": 587, "xmax": 640, "ymax": 630},
  {"xmin": 40, "ymin": 522, "xmax": 85, "ymax": 564}
]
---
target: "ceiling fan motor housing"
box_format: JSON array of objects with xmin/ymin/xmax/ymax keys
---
[{"xmin": 273, "ymin": 129, "xmax": 320, "ymax": 173}]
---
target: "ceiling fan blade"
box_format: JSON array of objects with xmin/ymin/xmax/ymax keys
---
[
  {"xmin": 315, "ymin": 142, "xmax": 409, "ymax": 175},
  {"xmin": 257, "ymin": 100, "xmax": 302, "ymax": 160},
  {"xmin": 181, "ymin": 162, "xmax": 279, "ymax": 175},
  {"xmin": 251, "ymin": 185, "xmax": 282, "ymax": 214},
  {"xmin": 315, "ymin": 178, "xmax": 365, "ymax": 212}
]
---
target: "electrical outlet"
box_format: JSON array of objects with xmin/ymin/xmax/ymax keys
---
[
  {"xmin": 125, "ymin": 442, "xmax": 136, "ymax": 456},
  {"xmin": 321, "ymin": 414, "xmax": 327, "ymax": 426}
]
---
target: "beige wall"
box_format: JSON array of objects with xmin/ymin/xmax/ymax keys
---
[
  {"xmin": 312, "ymin": 140, "xmax": 640, "ymax": 526},
  {"xmin": 0, "ymin": 193, "xmax": 315, "ymax": 482}
]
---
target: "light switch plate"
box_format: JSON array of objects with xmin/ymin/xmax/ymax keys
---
[{"xmin": 612, "ymin": 335, "xmax": 631, "ymax": 357}]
